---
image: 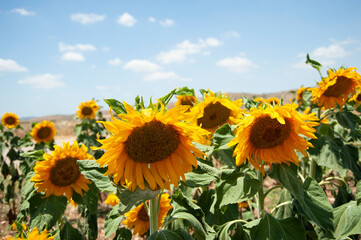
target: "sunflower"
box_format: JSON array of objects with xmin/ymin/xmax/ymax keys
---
[
  {"xmin": 7, "ymin": 227, "xmax": 54, "ymax": 240},
  {"xmin": 104, "ymin": 193, "xmax": 119, "ymax": 207},
  {"xmin": 229, "ymin": 103, "xmax": 319, "ymax": 174},
  {"xmin": 253, "ymin": 97, "xmax": 264, "ymax": 103},
  {"xmin": 31, "ymin": 141, "xmax": 92, "ymax": 200},
  {"xmin": 265, "ymin": 97, "xmax": 280, "ymax": 105},
  {"xmin": 76, "ymin": 100, "xmax": 100, "ymax": 119},
  {"xmin": 310, "ymin": 67, "xmax": 361, "ymax": 109},
  {"xmin": 122, "ymin": 193, "xmax": 173, "ymax": 236},
  {"xmin": 30, "ymin": 121, "xmax": 56, "ymax": 143},
  {"xmin": 175, "ymin": 95, "xmax": 197, "ymax": 107},
  {"xmin": 296, "ymin": 87, "xmax": 307, "ymax": 104},
  {"xmin": 188, "ymin": 90, "xmax": 244, "ymax": 133},
  {"xmin": 349, "ymin": 91, "xmax": 361, "ymax": 108},
  {"xmin": 95, "ymin": 102, "xmax": 209, "ymax": 191},
  {"xmin": 1, "ymin": 113, "xmax": 19, "ymax": 129}
]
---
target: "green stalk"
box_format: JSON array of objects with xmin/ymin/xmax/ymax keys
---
[
  {"xmin": 257, "ymin": 170, "xmax": 264, "ymax": 218},
  {"xmin": 310, "ymin": 108, "xmax": 321, "ymax": 179},
  {"xmin": 149, "ymin": 197, "xmax": 159, "ymax": 235}
]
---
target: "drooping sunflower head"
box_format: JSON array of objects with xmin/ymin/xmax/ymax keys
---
[
  {"xmin": 31, "ymin": 141, "xmax": 93, "ymax": 200},
  {"xmin": 189, "ymin": 90, "xmax": 244, "ymax": 133},
  {"xmin": 1, "ymin": 112, "xmax": 19, "ymax": 129},
  {"xmin": 122, "ymin": 193, "xmax": 173, "ymax": 236},
  {"xmin": 104, "ymin": 193, "xmax": 119, "ymax": 207},
  {"xmin": 30, "ymin": 120, "xmax": 57, "ymax": 143},
  {"xmin": 229, "ymin": 103, "xmax": 319, "ymax": 174},
  {"xmin": 265, "ymin": 97, "xmax": 280, "ymax": 106},
  {"xmin": 310, "ymin": 67, "xmax": 361, "ymax": 109},
  {"xmin": 95, "ymin": 101, "xmax": 210, "ymax": 191},
  {"xmin": 296, "ymin": 86, "xmax": 307, "ymax": 104},
  {"xmin": 76, "ymin": 100, "xmax": 100, "ymax": 119},
  {"xmin": 175, "ymin": 95, "xmax": 197, "ymax": 107}
]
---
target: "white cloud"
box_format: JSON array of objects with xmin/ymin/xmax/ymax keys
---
[
  {"xmin": 222, "ymin": 31, "xmax": 240, "ymax": 38},
  {"xmin": 216, "ymin": 57, "xmax": 258, "ymax": 73},
  {"xmin": 18, "ymin": 74, "xmax": 65, "ymax": 88},
  {"xmin": 159, "ymin": 18, "xmax": 174, "ymax": 27},
  {"xmin": 70, "ymin": 13, "xmax": 105, "ymax": 24},
  {"xmin": 58, "ymin": 42, "xmax": 96, "ymax": 52},
  {"xmin": 312, "ymin": 44, "xmax": 349, "ymax": 59},
  {"xmin": 108, "ymin": 58, "xmax": 122, "ymax": 66},
  {"xmin": 123, "ymin": 60, "xmax": 161, "ymax": 72},
  {"xmin": 148, "ymin": 17, "xmax": 156, "ymax": 22},
  {"xmin": 61, "ymin": 52, "xmax": 85, "ymax": 62},
  {"xmin": 12, "ymin": 8, "xmax": 35, "ymax": 16},
  {"xmin": 156, "ymin": 37, "xmax": 223, "ymax": 64},
  {"xmin": 0, "ymin": 58, "xmax": 27, "ymax": 72},
  {"xmin": 117, "ymin": 13, "xmax": 137, "ymax": 27}
]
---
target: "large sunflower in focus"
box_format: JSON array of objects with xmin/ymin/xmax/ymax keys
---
[
  {"xmin": 310, "ymin": 67, "xmax": 361, "ymax": 109},
  {"xmin": 30, "ymin": 120, "xmax": 57, "ymax": 143},
  {"xmin": 77, "ymin": 100, "xmax": 100, "ymax": 119},
  {"xmin": 95, "ymin": 102, "xmax": 209, "ymax": 191},
  {"xmin": 122, "ymin": 193, "xmax": 173, "ymax": 236},
  {"xmin": 1, "ymin": 113, "xmax": 19, "ymax": 129},
  {"xmin": 188, "ymin": 90, "xmax": 244, "ymax": 133},
  {"xmin": 31, "ymin": 141, "xmax": 92, "ymax": 200},
  {"xmin": 229, "ymin": 103, "xmax": 319, "ymax": 174}
]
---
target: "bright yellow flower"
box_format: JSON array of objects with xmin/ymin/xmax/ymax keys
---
[
  {"xmin": 104, "ymin": 193, "xmax": 119, "ymax": 207},
  {"xmin": 30, "ymin": 121, "xmax": 56, "ymax": 143},
  {"xmin": 349, "ymin": 92, "xmax": 361, "ymax": 108},
  {"xmin": 31, "ymin": 141, "xmax": 92, "ymax": 200},
  {"xmin": 188, "ymin": 90, "xmax": 244, "ymax": 133},
  {"xmin": 175, "ymin": 95, "xmax": 197, "ymax": 107},
  {"xmin": 253, "ymin": 97, "xmax": 264, "ymax": 103},
  {"xmin": 7, "ymin": 227, "xmax": 53, "ymax": 240},
  {"xmin": 310, "ymin": 67, "xmax": 361, "ymax": 109},
  {"xmin": 95, "ymin": 102, "xmax": 209, "ymax": 191},
  {"xmin": 238, "ymin": 201, "xmax": 251, "ymax": 208},
  {"xmin": 1, "ymin": 113, "xmax": 19, "ymax": 129},
  {"xmin": 229, "ymin": 103, "xmax": 319, "ymax": 174},
  {"xmin": 296, "ymin": 87, "xmax": 307, "ymax": 104},
  {"xmin": 265, "ymin": 97, "xmax": 280, "ymax": 105},
  {"xmin": 122, "ymin": 193, "xmax": 173, "ymax": 236},
  {"xmin": 77, "ymin": 100, "xmax": 100, "ymax": 119}
]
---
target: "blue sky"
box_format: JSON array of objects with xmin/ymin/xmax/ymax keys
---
[{"xmin": 1, "ymin": 0, "xmax": 361, "ymax": 118}]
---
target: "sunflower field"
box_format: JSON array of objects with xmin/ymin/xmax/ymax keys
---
[{"xmin": 2, "ymin": 56, "xmax": 361, "ymax": 239}]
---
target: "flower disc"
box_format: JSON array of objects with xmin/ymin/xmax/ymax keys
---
[
  {"xmin": 77, "ymin": 100, "xmax": 100, "ymax": 119},
  {"xmin": 31, "ymin": 141, "xmax": 92, "ymax": 200},
  {"xmin": 30, "ymin": 120, "xmax": 57, "ymax": 143},
  {"xmin": 1, "ymin": 112, "xmax": 19, "ymax": 129},
  {"xmin": 175, "ymin": 95, "xmax": 197, "ymax": 107}
]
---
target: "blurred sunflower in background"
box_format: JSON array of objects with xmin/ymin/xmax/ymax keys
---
[
  {"xmin": 76, "ymin": 99, "xmax": 100, "ymax": 119},
  {"xmin": 265, "ymin": 97, "xmax": 280, "ymax": 106},
  {"xmin": 95, "ymin": 102, "xmax": 209, "ymax": 191},
  {"xmin": 296, "ymin": 86, "xmax": 307, "ymax": 104},
  {"xmin": 31, "ymin": 141, "xmax": 92, "ymax": 200},
  {"xmin": 229, "ymin": 103, "xmax": 319, "ymax": 174},
  {"xmin": 1, "ymin": 112, "xmax": 19, "ymax": 129},
  {"xmin": 7, "ymin": 227, "xmax": 54, "ymax": 240},
  {"xmin": 122, "ymin": 193, "xmax": 173, "ymax": 236},
  {"xmin": 189, "ymin": 90, "xmax": 244, "ymax": 133},
  {"xmin": 310, "ymin": 67, "xmax": 361, "ymax": 109},
  {"xmin": 175, "ymin": 95, "xmax": 197, "ymax": 107},
  {"xmin": 104, "ymin": 193, "xmax": 119, "ymax": 207},
  {"xmin": 30, "ymin": 120, "xmax": 56, "ymax": 143},
  {"xmin": 349, "ymin": 91, "xmax": 361, "ymax": 108}
]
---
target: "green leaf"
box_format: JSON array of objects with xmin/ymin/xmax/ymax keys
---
[
  {"xmin": 356, "ymin": 181, "xmax": 361, "ymax": 205},
  {"xmin": 212, "ymin": 149, "xmax": 237, "ymax": 168},
  {"xmin": 84, "ymin": 209, "xmax": 98, "ymax": 240},
  {"xmin": 336, "ymin": 109, "xmax": 361, "ymax": 139},
  {"xmin": 248, "ymin": 212, "xmax": 306, "ymax": 240},
  {"xmin": 184, "ymin": 171, "xmax": 217, "ymax": 187},
  {"xmin": 213, "ymin": 124, "xmax": 235, "ymax": 150},
  {"xmin": 60, "ymin": 218, "xmax": 85, "ymax": 240},
  {"xmin": 74, "ymin": 124, "xmax": 82, "ymax": 137},
  {"xmin": 148, "ymin": 229, "xmax": 193, "ymax": 240},
  {"xmin": 333, "ymin": 201, "xmax": 361, "ymax": 239},
  {"xmin": 273, "ymin": 189, "xmax": 293, "ymax": 220},
  {"xmin": 105, "ymin": 205, "xmax": 124, "ymax": 238},
  {"xmin": 20, "ymin": 150, "xmax": 44, "ymax": 161},
  {"xmin": 176, "ymin": 87, "xmax": 195, "ymax": 96},
  {"xmin": 305, "ymin": 54, "xmax": 322, "ymax": 73},
  {"xmin": 29, "ymin": 194, "xmax": 67, "ymax": 230},
  {"xmin": 77, "ymin": 160, "xmax": 117, "ymax": 193},
  {"xmin": 21, "ymin": 171, "xmax": 35, "ymax": 200},
  {"xmin": 166, "ymin": 212, "xmax": 207, "ymax": 240},
  {"xmin": 83, "ymin": 182, "xmax": 99, "ymax": 215},
  {"xmin": 113, "ymin": 227, "xmax": 132, "ymax": 240},
  {"xmin": 216, "ymin": 220, "xmax": 250, "ymax": 240},
  {"xmin": 158, "ymin": 88, "xmax": 178, "ymax": 107},
  {"xmin": 172, "ymin": 189, "xmax": 205, "ymax": 219},
  {"xmin": 104, "ymin": 99, "xmax": 127, "ymax": 114}
]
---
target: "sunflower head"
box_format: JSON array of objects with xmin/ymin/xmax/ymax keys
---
[
  {"xmin": 104, "ymin": 193, "xmax": 119, "ymax": 207},
  {"xmin": 265, "ymin": 97, "xmax": 280, "ymax": 106},
  {"xmin": 349, "ymin": 91, "xmax": 361, "ymax": 108},
  {"xmin": 8, "ymin": 227, "xmax": 54, "ymax": 240},
  {"xmin": 31, "ymin": 141, "xmax": 93, "ymax": 200},
  {"xmin": 122, "ymin": 193, "xmax": 173, "ymax": 236},
  {"xmin": 175, "ymin": 95, "xmax": 197, "ymax": 107},
  {"xmin": 95, "ymin": 101, "xmax": 209, "ymax": 191},
  {"xmin": 229, "ymin": 103, "xmax": 319, "ymax": 174},
  {"xmin": 1, "ymin": 113, "xmax": 19, "ymax": 129},
  {"xmin": 310, "ymin": 67, "xmax": 361, "ymax": 109},
  {"xmin": 296, "ymin": 87, "xmax": 307, "ymax": 103},
  {"xmin": 30, "ymin": 120, "xmax": 57, "ymax": 143},
  {"xmin": 188, "ymin": 90, "xmax": 244, "ymax": 133},
  {"xmin": 77, "ymin": 100, "xmax": 100, "ymax": 119}
]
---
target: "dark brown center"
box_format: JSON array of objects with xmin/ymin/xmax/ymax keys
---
[
  {"xmin": 124, "ymin": 120, "xmax": 180, "ymax": 163},
  {"xmin": 81, "ymin": 106, "xmax": 93, "ymax": 116},
  {"xmin": 5, "ymin": 117, "xmax": 16, "ymax": 125},
  {"xmin": 180, "ymin": 96, "xmax": 195, "ymax": 106},
  {"xmin": 323, "ymin": 76, "xmax": 353, "ymax": 97},
  {"xmin": 37, "ymin": 127, "xmax": 51, "ymax": 139},
  {"xmin": 250, "ymin": 115, "xmax": 291, "ymax": 149},
  {"xmin": 197, "ymin": 102, "xmax": 231, "ymax": 129},
  {"xmin": 356, "ymin": 94, "xmax": 361, "ymax": 102},
  {"xmin": 137, "ymin": 205, "xmax": 149, "ymax": 222},
  {"xmin": 50, "ymin": 157, "xmax": 81, "ymax": 186}
]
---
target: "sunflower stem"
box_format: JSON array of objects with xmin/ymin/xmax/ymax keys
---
[
  {"xmin": 149, "ymin": 197, "xmax": 159, "ymax": 235},
  {"xmin": 257, "ymin": 170, "xmax": 264, "ymax": 218}
]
